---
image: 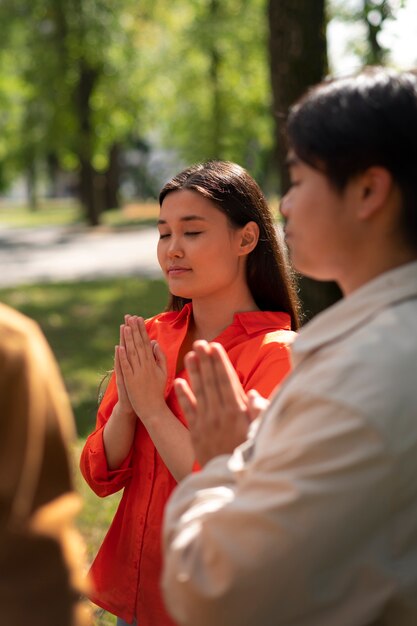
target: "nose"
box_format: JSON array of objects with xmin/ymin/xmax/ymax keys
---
[
  {"xmin": 279, "ymin": 193, "xmax": 291, "ymax": 219},
  {"xmin": 167, "ymin": 236, "xmax": 184, "ymax": 259}
]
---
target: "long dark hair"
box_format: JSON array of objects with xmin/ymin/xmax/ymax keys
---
[{"xmin": 159, "ymin": 160, "xmax": 300, "ymax": 330}]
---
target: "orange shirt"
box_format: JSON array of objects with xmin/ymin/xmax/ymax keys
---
[{"xmin": 80, "ymin": 303, "xmax": 295, "ymax": 625}]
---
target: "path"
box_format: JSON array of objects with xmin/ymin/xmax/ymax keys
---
[{"xmin": 0, "ymin": 224, "xmax": 162, "ymax": 287}]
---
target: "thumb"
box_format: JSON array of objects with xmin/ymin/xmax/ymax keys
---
[
  {"xmin": 247, "ymin": 389, "xmax": 270, "ymax": 422},
  {"xmin": 151, "ymin": 340, "xmax": 167, "ymax": 373}
]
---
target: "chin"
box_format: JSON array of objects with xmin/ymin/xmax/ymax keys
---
[{"xmin": 292, "ymin": 260, "xmax": 335, "ymax": 283}]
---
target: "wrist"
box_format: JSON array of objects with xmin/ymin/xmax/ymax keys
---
[
  {"xmin": 139, "ymin": 403, "xmax": 170, "ymax": 426},
  {"xmin": 113, "ymin": 401, "xmax": 136, "ymax": 422}
]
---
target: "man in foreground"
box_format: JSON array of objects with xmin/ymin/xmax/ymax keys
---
[{"xmin": 162, "ymin": 68, "xmax": 417, "ymax": 625}]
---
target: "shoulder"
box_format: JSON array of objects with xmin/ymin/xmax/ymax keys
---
[{"xmin": 0, "ymin": 303, "xmax": 44, "ymax": 367}]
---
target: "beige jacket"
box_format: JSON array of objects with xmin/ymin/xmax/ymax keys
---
[
  {"xmin": 0, "ymin": 303, "xmax": 90, "ymax": 626},
  {"xmin": 163, "ymin": 261, "xmax": 417, "ymax": 626}
]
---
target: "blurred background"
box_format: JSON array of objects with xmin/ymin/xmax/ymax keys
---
[{"xmin": 0, "ymin": 1, "xmax": 416, "ymax": 622}]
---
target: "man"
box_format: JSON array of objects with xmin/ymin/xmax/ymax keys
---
[
  {"xmin": 0, "ymin": 303, "xmax": 91, "ymax": 626},
  {"xmin": 162, "ymin": 68, "xmax": 417, "ymax": 625}
]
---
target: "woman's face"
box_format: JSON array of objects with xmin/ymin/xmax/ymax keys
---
[{"xmin": 157, "ymin": 189, "xmax": 248, "ymax": 302}]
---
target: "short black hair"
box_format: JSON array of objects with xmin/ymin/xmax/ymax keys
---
[{"xmin": 286, "ymin": 67, "xmax": 417, "ymax": 250}]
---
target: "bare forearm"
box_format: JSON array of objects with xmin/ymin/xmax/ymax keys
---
[
  {"xmin": 103, "ymin": 402, "xmax": 137, "ymax": 470},
  {"xmin": 142, "ymin": 407, "xmax": 195, "ymax": 482}
]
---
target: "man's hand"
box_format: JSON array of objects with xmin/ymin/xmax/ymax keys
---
[{"xmin": 175, "ymin": 340, "xmax": 251, "ymax": 466}]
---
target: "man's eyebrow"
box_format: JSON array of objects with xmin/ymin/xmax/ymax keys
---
[
  {"xmin": 285, "ymin": 155, "xmax": 299, "ymax": 168},
  {"xmin": 157, "ymin": 215, "xmax": 208, "ymax": 225}
]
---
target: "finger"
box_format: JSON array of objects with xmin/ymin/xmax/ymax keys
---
[
  {"xmin": 192, "ymin": 343, "xmax": 222, "ymax": 413},
  {"xmin": 174, "ymin": 378, "xmax": 197, "ymax": 428},
  {"xmin": 184, "ymin": 349, "xmax": 208, "ymax": 413},
  {"xmin": 247, "ymin": 389, "xmax": 270, "ymax": 421},
  {"xmin": 136, "ymin": 317, "xmax": 154, "ymax": 361},
  {"xmin": 122, "ymin": 325, "xmax": 138, "ymax": 365},
  {"xmin": 120, "ymin": 324, "xmax": 126, "ymax": 349},
  {"xmin": 209, "ymin": 343, "xmax": 247, "ymax": 409},
  {"xmin": 116, "ymin": 345, "xmax": 133, "ymax": 376}
]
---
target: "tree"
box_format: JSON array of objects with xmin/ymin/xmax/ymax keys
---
[
  {"xmin": 0, "ymin": 0, "xmax": 154, "ymax": 225},
  {"xmin": 151, "ymin": 0, "xmax": 275, "ymax": 188},
  {"xmin": 329, "ymin": 0, "xmax": 406, "ymax": 67},
  {"xmin": 268, "ymin": 0, "xmax": 342, "ymax": 322}
]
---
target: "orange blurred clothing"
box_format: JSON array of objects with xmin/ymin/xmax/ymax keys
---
[{"xmin": 80, "ymin": 303, "xmax": 295, "ymax": 625}]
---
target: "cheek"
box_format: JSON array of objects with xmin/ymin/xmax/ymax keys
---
[{"xmin": 156, "ymin": 241, "xmax": 164, "ymax": 266}]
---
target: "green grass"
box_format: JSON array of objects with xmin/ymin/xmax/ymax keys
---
[
  {"xmin": 0, "ymin": 277, "xmax": 168, "ymax": 435},
  {"xmin": 0, "ymin": 277, "xmax": 169, "ymax": 625},
  {"xmin": 0, "ymin": 199, "xmax": 159, "ymax": 229}
]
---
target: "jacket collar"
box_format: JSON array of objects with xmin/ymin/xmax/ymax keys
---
[{"xmin": 293, "ymin": 260, "xmax": 417, "ymax": 361}]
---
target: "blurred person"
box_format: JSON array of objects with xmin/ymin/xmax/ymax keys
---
[
  {"xmin": 0, "ymin": 302, "xmax": 91, "ymax": 626},
  {"xmin": 80, "ymin": 160, "xmax": 300, "ymax": 626},
  {"xmin": 163, "ymin": 68, "xmax": 417, "ymax": 626}
]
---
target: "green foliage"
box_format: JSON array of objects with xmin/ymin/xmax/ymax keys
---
[
  {"xmin": 329, "ymin": 0, "xmax": 406, "ymax": 67},
  {"xmin": 151, "ymin": 0, "xmax": 274, "ymax": 184},
  {"xmin": 0, "ymin": 0, "xmax": 275, "ymax": 196}
]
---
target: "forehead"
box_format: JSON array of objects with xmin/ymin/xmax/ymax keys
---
[{"xmin": 159, "ymin": 189, "xmax": 223, "ymax": 223}]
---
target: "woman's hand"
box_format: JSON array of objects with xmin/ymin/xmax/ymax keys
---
[
  {"xmin": 114, "ymin": 315, "xmax": 136, "ymax": 418},
  {"xmin": 174, "ymin": 340, "xmax": 251, "ymax": 467},
  {"xmin": 117, "ymin": 316, "xmax": 168, "ymax": 423}
]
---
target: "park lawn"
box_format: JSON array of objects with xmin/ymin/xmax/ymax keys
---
[
  {"xmin": 0, "ymin": 276, "xmax": 168, "ymax": 626},
  {"xmin": 0, "ymin": 199, "xmax": 159, "ymax": 229}
]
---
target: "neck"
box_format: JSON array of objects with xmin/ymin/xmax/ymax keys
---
[
  {"xmin": 339, "ymin": 242, "xmax": 417, "ymax": 296},
  {"xmin": 190, "ymin": 289, "xmax": 258, "ymax": 341}
]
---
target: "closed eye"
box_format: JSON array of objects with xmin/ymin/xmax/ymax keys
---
[
  {"xmin": 185, "ymin": 231, "xmax": 203, "ymax": 237},
  {"xmin": 158, "ymin": 233, "xmax": 171, "ymax": 239}
]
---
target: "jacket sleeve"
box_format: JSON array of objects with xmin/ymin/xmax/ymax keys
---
[
  {"xmin": 162, "ymin": 393, "xmax": 392, "ymax": 626},
  {"xmin": 79, "ymin": 373, "xmax": 134, "ymax": 497}
]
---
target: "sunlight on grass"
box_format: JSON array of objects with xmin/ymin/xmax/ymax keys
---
[
  {"xmin": 0, "ymin": 199, "xmax": 159, "ymax": 229},
  {"xmin": 0, "ymin": 277, "xmax": 168, "ymax": 435}
]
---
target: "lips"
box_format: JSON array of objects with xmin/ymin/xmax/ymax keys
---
[{"xmin": 167, "ymin": 266, "xmax": 191, "ymax": 276}]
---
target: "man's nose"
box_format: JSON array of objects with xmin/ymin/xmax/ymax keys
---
[{"xmin": 279, "ymin": 193, "xmax": 291, "ymax": 219}]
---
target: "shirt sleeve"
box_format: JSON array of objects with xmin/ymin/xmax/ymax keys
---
[
  {"xmin": 162, "ymin": 392, "xmax": 392, "ymax": 626},
  {"xmin": 242, "ymin": 341, "xmax": 292, "ymax": 398},
  {"xmin": 79, "ymin": 373, "xmax": 133, "ymax": 497}
]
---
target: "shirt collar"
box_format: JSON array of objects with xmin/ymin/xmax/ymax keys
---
[
  {"xmin": 168, "ymin": 302, "xmax": 292, "ymax": 335},
  {"xmin": 293, "ymin": 260, "xmax": 417, "ymax": 360},
  {"xmin": 233, "ymin": 310, "xmax": 292, "ymax": 335}
]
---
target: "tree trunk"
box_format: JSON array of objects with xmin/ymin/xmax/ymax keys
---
[
  {"xmin": 268, "ymin": 0, "xmax": 327, "ymax": 193},
  {"xmin": 26, "ymin": 161, "xmax": 38, "ymax": 212},
  {"xmin": 268, "ymin": 0, "xmax": 342, "ymax": 321},
  {"xmin": 209, "ymin": 0, "xmax": 222, "ymax": 158},
  {"xmin": 103, "ymin": 143, "xmax": 121, "ymax": 211},
  {"xmin": 75, "ymin": 59, "xmax": 101, "ymax": 226}
]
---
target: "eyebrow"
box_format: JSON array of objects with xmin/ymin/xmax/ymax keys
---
[
  {"xmin": 157, "ymin": 215, "xmax": 208, "ymax": 225},
  {"xmin": 285, "ymin": 155, "xmax": 299, "ymax": 168}
]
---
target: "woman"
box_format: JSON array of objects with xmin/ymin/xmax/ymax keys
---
[{"xmin": 80, "ymin": 160, "xmax": 299, "ymax": 626}]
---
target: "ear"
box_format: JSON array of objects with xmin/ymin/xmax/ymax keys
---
[
  {"xmin": 238, "ymin": 221, "xmax": 259, "ymax": 255},
  {"xmin": 357, "ymin": 167, "xmax": 394, "ymax": 220}
]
